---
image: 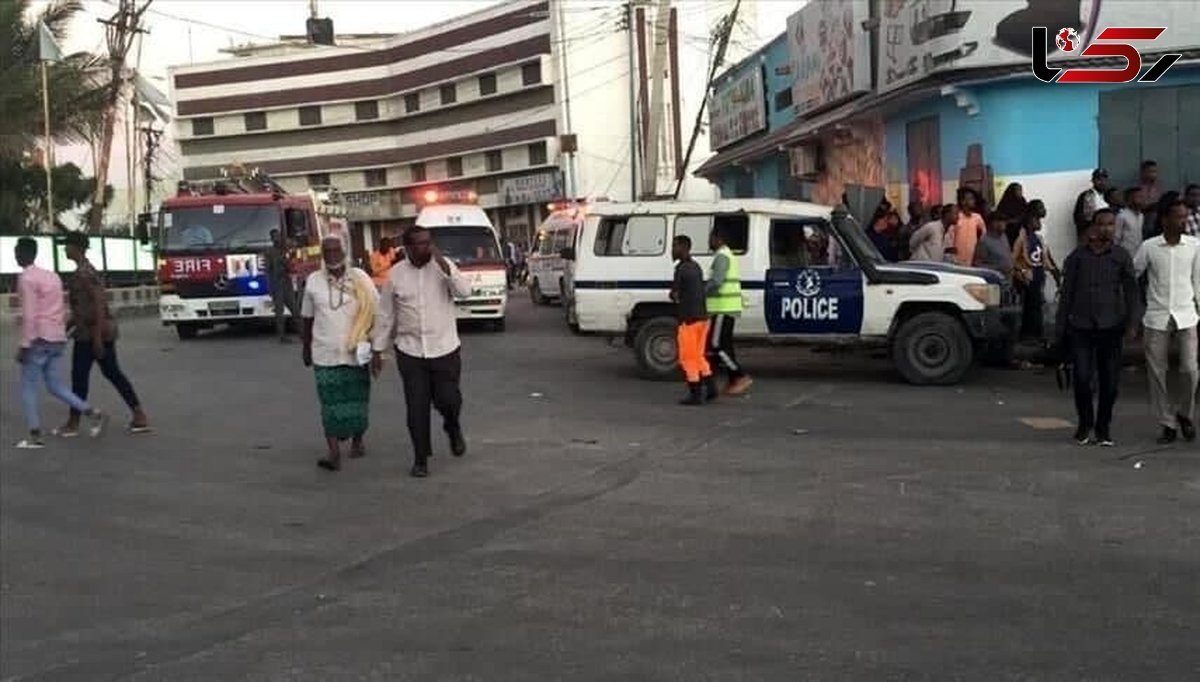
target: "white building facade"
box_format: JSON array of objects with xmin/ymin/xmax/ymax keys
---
[{"xmin": 169, "ymin": 0, "xmax": 732, "ymax": 251}]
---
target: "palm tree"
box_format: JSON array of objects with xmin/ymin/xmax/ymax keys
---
[{"xmin": 0, "ymin": 0, "xmax": 108, "ymax": 229}]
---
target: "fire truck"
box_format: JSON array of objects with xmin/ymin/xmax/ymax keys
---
[{"xmin": 156, "ymin": 166, "xmax": 348, "ymax": 339}]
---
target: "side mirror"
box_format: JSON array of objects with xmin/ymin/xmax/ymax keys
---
[
  {"xmin": 285, "ymin": 209, "xmax": 309, "ymax": 242},
  {"xmin": 135, "ymin": 213, "xmax": 152, "ymax": 244},
  {"xmin": 559, "ymin": 247, "xmax": 576, "ymax": 261}
]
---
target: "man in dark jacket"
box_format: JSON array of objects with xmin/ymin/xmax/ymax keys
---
[
  {"xmin": 1056, "ymin": 209, "xmax": 1139, "ymax": 446},
  {"xmin": 670, "ymin": 235, "xmax": 715, "ymax": 405}
]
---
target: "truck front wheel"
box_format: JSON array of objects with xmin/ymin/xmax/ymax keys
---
[
  {"xmin": 892, "ymin": 312, "xmax": 973, "ymax": 385},
  {"xmin": 175, "ymin": 323, "xmax": 199, "ymax": 340},
  {"xmin": 632, "ymin": 316, "xmax": 678, "ymax": 381}
]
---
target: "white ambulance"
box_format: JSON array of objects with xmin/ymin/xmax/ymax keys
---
[
  {"xmin": 564, "ymin": 199, "xmax": 1020, "ymax": 385},
  {"xmin": 528, "ymin": 201, "xmax": 586, "ymax": 305},
  {"xmin": 415, "ymin": 190, "xmax": 508, "ymax": 331}
]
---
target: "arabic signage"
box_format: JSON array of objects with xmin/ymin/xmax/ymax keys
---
[
  {"xmin": 878, "ymin": 0, "xmax": 1199, "ymax": 94},
  {"xmin": 499, "ymin": 171, "xmax": 562, "ymax": 206},
  {"xmin": 787, "ymin": 0, "xmax": 870, "ymax": 115},
  {"xmin": 343, "ymin": 189, "xmax": 404, "ymax": 220},
  {"xmin": 709, "ymin": 67, "xmax": 766, "ymax": 151}
]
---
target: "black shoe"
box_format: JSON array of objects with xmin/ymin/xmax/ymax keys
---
[
  {"xmin": 679, "ymin": 382, "xmax": 704, "ymax": 406},
  {"xmin": 1157, "ymin": 427, "xmax": 1178, "ymax": 445},
  {"xmin": 1074, "ymin": 426, "xmax": 1093, "ymax": 446},
  {"xmin": 410, "ymin": 463, "xmax": 429, "ymax": 478},
  {"xmin": 1095, "ymin": 431, "xmax": 1114, "ymax": 447},
  {"xmin": 703, "ymin": 377, "xmax": 719, "ymax": 402},
  {"xmin": 447, "ymin": 426, "xmax": 467, "ymax": 457},
  {"xmin": 1178, "ymin": 415, "xmax": 1196, "ymax": 442}
]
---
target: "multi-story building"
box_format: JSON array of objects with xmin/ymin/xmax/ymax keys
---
[{"xmin": 169, "ymin": 0, "xmax": 726, "ymax": 254}]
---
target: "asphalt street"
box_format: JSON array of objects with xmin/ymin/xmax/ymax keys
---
[{"xmin": 1, "ymin": 296, "xmax": 1198, "ymax": 681}]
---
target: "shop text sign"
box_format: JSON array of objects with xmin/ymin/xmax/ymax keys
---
[
  {"xmin": 709, "ymin": 68, "xmax": 766, "ymax": 150},
  {"xmin": 1032, "ymin": 26, "xmax": 1183, "ymax": 83}
]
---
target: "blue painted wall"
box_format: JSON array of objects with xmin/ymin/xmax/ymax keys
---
[{"xmin": 885, "ymin": 66, "xmax": 1200, "ymax": 182}]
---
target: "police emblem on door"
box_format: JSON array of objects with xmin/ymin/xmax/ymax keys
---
[{"xmin": 795, "ymin": 269, "xmax": 821, "ymax": 297}]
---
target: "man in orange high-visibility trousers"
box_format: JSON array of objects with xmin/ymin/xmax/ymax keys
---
[{"xmin": 671, "ymin": 235, "xmax": 716, "ymax": 405}]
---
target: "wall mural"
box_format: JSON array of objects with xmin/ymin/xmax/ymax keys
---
[{"xmin": 811, "ymin": 115, "xmax": 885, "ymax": 206}]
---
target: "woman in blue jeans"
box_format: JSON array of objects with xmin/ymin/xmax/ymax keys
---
[{"xmin": 14, "ymin": 238, "xmax": 107, "ymax": 448}]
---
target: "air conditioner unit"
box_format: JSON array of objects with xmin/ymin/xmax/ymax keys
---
[{"xmin": 789, "ymin": 144, "xmax": 822, "ymax": 178}]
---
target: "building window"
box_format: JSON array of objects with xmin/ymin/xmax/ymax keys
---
[
  {"xmin": 774, "ymin": 88, "xmax": 793, "ymax": 113},
  {"xmin": 440, "ymin": 83, "xmax": 457, "ymax": 105},
  {"xmin": 404, "ymin": 93, "xmax": 420, "ymax": 113},
  {"xmin": 299, "ymin": 106, "xmax": 322, "ymax": 126},
  {"xmin": 528, "ymin": 141, "xmax": 548, "ymax": 166},
  {"xmin": 485, "ymin": 150, "xmax": 503, "ymax": 172},
  {"xmin": 308, "ymin": 172, "xmax": 331, "ymax": 187},
  {"xmin": 479, "ymin": 72, "xmax": 497, "ymax": 96},
  {"xmin": 364, "ymin": 168, "xmax": 387, "ymax": 187},
  {"xmin": 410, "ymin": 162, "xmax": 426, "ymax": 183},
  {"xmin": 355, "ymin": 100, "xmax": 379, "ymax": 121},
  {"xmin": 191, "ymin": 117, "xmax": 214, "ymax": 136},
  {"xmin": 243, "ymin": 111, "xmax": 266, "ymax": 131},
  {"xmin": 447, "ymin": 156, "xmax": 464, "ymax": 177},
  {"xmin": 522, "ymin": 61, "xmax": 542, "ymax": 86}
]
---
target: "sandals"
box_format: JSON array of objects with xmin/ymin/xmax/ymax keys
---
[{"xmin": 316, "ymin": 458, "xmax": 342, "ymax": 472}]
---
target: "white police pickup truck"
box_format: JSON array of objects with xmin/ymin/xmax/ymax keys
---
[{"xmin": 560, "ymin": 199, "xmax": 1019, "ymax": 385}]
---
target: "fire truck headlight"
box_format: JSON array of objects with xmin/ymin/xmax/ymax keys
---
[{"xmin": 248, "ymin": 280, "xmax": 261, "ymax": 291}]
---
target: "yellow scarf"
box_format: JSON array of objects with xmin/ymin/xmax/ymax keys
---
[{"xmin": 345, "ymin": 269, "xmax": 376, "ymax": 352}]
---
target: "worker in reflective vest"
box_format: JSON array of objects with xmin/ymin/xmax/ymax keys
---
[{"xmin": 705, "ymin": 227, "xmax": 753, "ymax": 395}]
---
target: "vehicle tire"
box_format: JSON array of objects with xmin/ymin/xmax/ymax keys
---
[
  {"xmin": 530, "ymin": 279, "xmax": 548, "ymax": 305},
  {"xmin": 632, "ymin": 316, "xmax": 679, "ymax": 381},
  {"xmin": 175, "ymin": 323, "xmax": 199, "ymax": 340},
  {"xmin": 891, "ymin": 311, "xmax": 973, "ymax": 386}
]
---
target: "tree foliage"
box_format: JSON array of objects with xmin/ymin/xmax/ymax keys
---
[{"xmin": 0, "ymin": 160, "xmax": 113, "ymax": 233}]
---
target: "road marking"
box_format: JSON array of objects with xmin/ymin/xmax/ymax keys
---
[{"xmin": 1019, "ymin": 417, "xmax": 1074, "ymax": 430}]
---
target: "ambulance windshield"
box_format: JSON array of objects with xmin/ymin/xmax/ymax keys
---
[{"xmin": 430, "ymin": 226, "xmax": 503, "ymax": 266}]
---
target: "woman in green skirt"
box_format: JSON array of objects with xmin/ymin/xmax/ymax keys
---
[{"xmin": 301, "ymin": 236, "xmax": 379, "ymax": 471}]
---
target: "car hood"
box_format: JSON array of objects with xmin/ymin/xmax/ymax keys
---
[{"xmin": 876, "ymin": 262, "xmax": 1007, "ymax": 285}]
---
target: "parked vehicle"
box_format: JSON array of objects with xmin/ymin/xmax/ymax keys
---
[
  {"xmin": 528, "ymin": 202, "xmax": 586, "ymax": 306},
  {"xmin": 416, "ymin": 189, "xmax": 508, "ymax": 332},
  {"xmin": 565, "ymin": 199, "xmax": 1020, "ymax": 385}
]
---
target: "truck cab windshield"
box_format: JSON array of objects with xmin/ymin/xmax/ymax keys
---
[
  {"xmin": 430, "ymin": 226, "xmax": 503, "ymax": 265},
  {"xmin": 162, "ymin": 205, "xmax": 281, "ymax": 251}
]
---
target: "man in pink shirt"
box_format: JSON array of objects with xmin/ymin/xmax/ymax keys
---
[{"xmin": 14, "ymin": 238, "xmax": 106, "ymax": 448}]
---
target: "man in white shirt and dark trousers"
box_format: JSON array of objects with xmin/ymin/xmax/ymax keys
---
[
  {"xmin": 372, "ymin": 226, "xmax": 473, "ymax": 478},
  {"xmin": 1133, "ymin": 200, "xmax": 1200, "ymax": 444}
]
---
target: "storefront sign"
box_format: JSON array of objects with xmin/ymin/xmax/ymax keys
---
[
  {"xmin": 499, "ymin": 171, "xmax": 562, "ymax": 206},
  {"xmin": 786, "ymin": 0, "xmax": 870, "ymax": 115},
  {"xmin": 343, "ymin": 189, "xmax": 404, "ymax": 220},
  {"xmin": 878, "ymin": 0, "xmax": 1199, "ymax": 94},
  {"xmin": 709, "ymin": 68, "xmax": 766, "ymax": 150}
]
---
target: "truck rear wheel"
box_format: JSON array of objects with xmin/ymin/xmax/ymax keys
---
[
  {"xmin": 632, "ymin": 316, "xmax": 678, "ymax": 381},
  {"xmin": 892, "ymin": 312, "xmax": 973, "ymax": 385},
  {"xmin": 175, "ymin": 323, "xmax": 199, "ymax": 340}
]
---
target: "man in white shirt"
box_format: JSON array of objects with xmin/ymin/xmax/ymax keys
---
[
  {"xmin": 1114, "ymin": 186, "xmax": 1146, "ymax": 257},
  {"xmin": 1073, "ymin": 168, "xmax": 1110, "ymax": 239},
  {"xmin": 1133, "ymin": 200, "xmax": 1200, "ymax": 444},
  {"xmin": 909, "ymin": 204, "xmax": 957, "ymax": 262},
  {"xmin": 371, "ymin": 226, "xmax": 473, "ymax": 477}
]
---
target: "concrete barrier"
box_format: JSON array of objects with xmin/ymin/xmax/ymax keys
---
[{"xmin": 1, "ymin": 285, "xmax": 160, "ymax": 322}]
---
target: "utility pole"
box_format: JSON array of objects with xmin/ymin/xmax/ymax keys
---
[
  {"xmin": 141, "ymin": 125, "xmax": 163, "ymax": 215},
  {"xmin": 89, "ymin": 0, "xmax": 151, "ymax": 233},
  {"xmin": 555, "ymin": 0, "xmax": 577, "ymax": 198},
  {"xmin": 621, "ymin": 2, "xmax": 639, "ymax": 201},
  {"xmin": 640, "ymin": 0, "xmax": 671, "ymax": 199},
  {"xmin": 674, "ymin": 0, "xmax": 739, "ymax": 199}
]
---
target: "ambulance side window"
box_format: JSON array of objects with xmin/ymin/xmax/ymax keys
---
[
  {"xmin": 674, "ymin": 214, "xmax": 748, "ymax": 255},
  {"xmin": 770, "ymin": 219, "xmax": 854, "ymax": 270},
  {"xmin": 535, "ymin": 231, "xmax": 553, "ymax": 256},
  {"xmin": 594, "ymin": 216, "xmax": 665, "ymax": 256}
]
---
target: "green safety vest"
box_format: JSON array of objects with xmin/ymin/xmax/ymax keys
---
[{"xmin": 705, "ymin": 244, "xmax": 742, "ymax": 314}]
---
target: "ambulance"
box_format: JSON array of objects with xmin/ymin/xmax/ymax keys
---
[
  {"xmin": 564, "ymin": 199, "xmax": 1020, "ymax": 385},
  {"xmin": 415, "ymin": 189, "xmax": 508, "ymax": 331},
  {"xmin": 528, "ymin": 199, "xmax": 591, "ymax": 306}
]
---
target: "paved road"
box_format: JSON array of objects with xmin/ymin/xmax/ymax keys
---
[{"xmin": 2, "ymin": 298, "xmax": 1198, "ymax": 681}]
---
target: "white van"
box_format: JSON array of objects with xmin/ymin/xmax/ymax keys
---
[
  {"xmin": 565, "ymin": 199, "xmax": 1020, "ymax": 385},
  {"xmin": 416, "ymin": 193, "xmax": 508, "ymax": 331},
  {"xmin": 528, "ymin": 205, "xmax": 584, "ymax": 305}
]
